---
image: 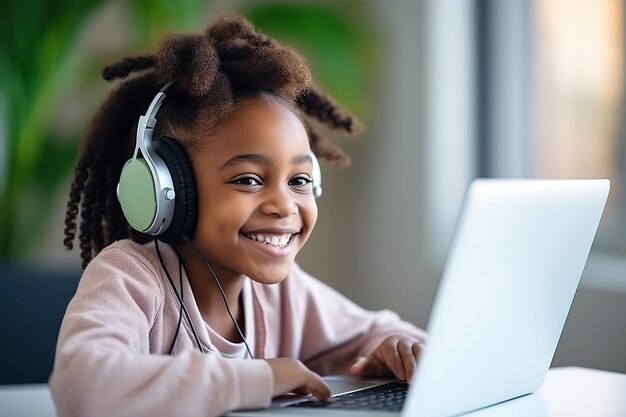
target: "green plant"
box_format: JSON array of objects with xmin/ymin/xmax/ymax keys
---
[
  {"xmin": 0, "ymin": 0, "xmax": 104, "ymax": 258},
  {"xmin": 0, "ymin": 0, "xmax": 206, "ymax": 260}
]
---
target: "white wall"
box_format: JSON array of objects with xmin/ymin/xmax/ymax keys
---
[
  {"xmin": 298, "ymin": 0, "xmax": 435, "ymax": 328},
  {"xmin": 298, "ymin": 0, "xmax": 477, "ymax": 330}
]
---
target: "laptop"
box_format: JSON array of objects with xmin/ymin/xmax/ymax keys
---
[{"xmin": 229, "ymin": 178, "xmax": 610, "ymax": 417}]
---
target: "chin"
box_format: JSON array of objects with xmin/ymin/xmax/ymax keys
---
[
  {"xmin": 247, "ymin": 265, "xmax": 292, "ymax": 285},
  {"xmin": 253, "ymin": 276, "xmax": 288, "ymax": 285}
]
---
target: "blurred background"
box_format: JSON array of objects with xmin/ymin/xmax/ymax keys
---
[{"xmin": 1, "ymin": 0, "xmax": 624, "ymax": 384}]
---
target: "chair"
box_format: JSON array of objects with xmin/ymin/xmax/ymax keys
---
[{"xmin": 0, "ymin": 264, "xmax": 80, "ymax": 384}]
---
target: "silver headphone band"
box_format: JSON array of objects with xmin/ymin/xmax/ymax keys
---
[
  {"xmin": 311, "ymin": 152, "xmax": 322, "ymax": 199},
  {"xmin": 133, "ymin": 82, "xmax": 176, "ymax": 235}
]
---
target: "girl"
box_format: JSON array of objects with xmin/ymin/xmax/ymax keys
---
[{"xmin": 52, "ymin": 14, "xmax": 426, "ymax": 417}]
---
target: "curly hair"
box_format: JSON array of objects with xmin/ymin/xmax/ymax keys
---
[{"xmin": 64, "ymin": 13, "xmax": 364, "ymax": 268}]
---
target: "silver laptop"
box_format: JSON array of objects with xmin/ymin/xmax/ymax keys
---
[{"xmin": 229, "ymin": 179, "xmax": 610, "ymax": 417}]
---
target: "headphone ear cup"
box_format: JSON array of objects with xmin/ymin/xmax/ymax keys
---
[
  {"xmin": 118, "ymin": 157, "xmax": 159, "ymax": 232},
  {"xmin": 311, "ymin": 152, "xmax": 322, "ymax": 199},
  {"xmin": 152, "ymin": 138, "xmax": 197, "ymax": 244}
]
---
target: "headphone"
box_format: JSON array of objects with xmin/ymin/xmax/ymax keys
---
[{"xmin": 116, "ymin": 82, "xmax": 323, "ymax": 244}]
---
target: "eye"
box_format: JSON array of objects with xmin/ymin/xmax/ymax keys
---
[
  {"xmin": 289, "ymin": 176, "xmax": 313, "ymax": 189},
  {"xmin": 230, "ymin": 176, "xmax": 262, "ymax": 188}
]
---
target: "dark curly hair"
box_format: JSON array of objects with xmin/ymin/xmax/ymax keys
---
[{"xmin": 64, "ymin": 13, "xmax": 364, "ymax": 268}]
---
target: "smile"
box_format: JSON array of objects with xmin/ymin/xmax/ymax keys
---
[{"xmin": 244, "ymin": 233, "xmax": 295, "ymax": 248}]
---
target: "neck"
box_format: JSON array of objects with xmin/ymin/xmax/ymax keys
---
[{"xmin": 177, "ymin": 243, "xmax": 246, "ymax": 342}]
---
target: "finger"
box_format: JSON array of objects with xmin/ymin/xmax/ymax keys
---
[
  {"xmin": 398, "ymin": 340, "xmax": 417, "ymax": 383},
  {"xmin": 349, "ymin": 357, "xmax": 367, "ymax": 376},
  {"xmin": 350, "ymin": 355, "xmax": 386, "ymax": 377},
  {"xmin": 408, "ymin": 342, "xmax": 423, "ymax": 383},
  {"xmin": 304, "ymin": 370, "xmax": 332, "ymax": 401},
  {"xmin": 380, "ymin": 340, "xmax": 406, "ymax": 380},
  {"xmin": 412, "ymin": 342, "xmax": 422, "ymax": 361},
  {"xmin": 292, "ymin": 386, "xmax": 312, "ymax": 396}
]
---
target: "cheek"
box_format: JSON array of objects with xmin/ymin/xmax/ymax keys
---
[
  {"xmin": 199, "ymin": 199, "xmax": 248, "ymax": 233},
  {"xmin": 194, "ymin": 190, "xmax": 234, "ymax": 233},
  {"xmin": 302, "ymin": 199, "xmax": 318, "ymax": 232}
]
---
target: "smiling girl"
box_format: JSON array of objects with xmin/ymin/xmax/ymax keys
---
[{"xmin": 51, "ymin": 14, "xmax": 426, "ymax": 417}]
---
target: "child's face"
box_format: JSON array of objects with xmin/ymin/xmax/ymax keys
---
[{"xmin": 189, "ymin": 97, "xmax": 318, "ymax": 284}]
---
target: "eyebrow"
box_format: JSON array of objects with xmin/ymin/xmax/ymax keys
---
[{"xmin": 220, "ymin": 153, "xmax": 312, "ymax": 169}]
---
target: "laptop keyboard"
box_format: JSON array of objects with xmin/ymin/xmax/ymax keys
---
[{"xmin": 289, "ymin": 381, "xmax": 408, "ymax": 412}]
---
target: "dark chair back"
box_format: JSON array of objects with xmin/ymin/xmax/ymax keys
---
[{"xmin": 0, "ymin": 264, "xmax": 80, "ymax": 384}]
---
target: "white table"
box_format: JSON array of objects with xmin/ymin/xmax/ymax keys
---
[
  {"xmin": 1, "ymin": 367, "xmax": 624, "ymax": 417},
  {"xmin": 465, "ymin": 367, "xmax": 626, "ymax": 417},
  {"xmin": 0, "ymin": 383, "xmax": 56, "ymax": 417}
]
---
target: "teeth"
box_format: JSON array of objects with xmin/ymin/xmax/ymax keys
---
[{"xmin": 245, "ymin": 233, "xmax": 292, "ymax": 248}]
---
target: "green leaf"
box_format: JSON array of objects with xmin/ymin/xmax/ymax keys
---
[{"xmin": 0, "ymin": 0, "xmax": 105, "ymax": 259}]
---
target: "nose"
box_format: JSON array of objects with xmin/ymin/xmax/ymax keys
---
[{"xmin": 261, "ymin": 186, "xmax": 298, "ymax": 218}]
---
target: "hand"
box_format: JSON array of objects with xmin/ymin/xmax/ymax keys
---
[
  {"xmin": 266, "ymin": 358, "xmax": 331, "ymax": 402},
  {"xmin": 349, "ymin": 336, "xmax": 423, "ymax": 383}
]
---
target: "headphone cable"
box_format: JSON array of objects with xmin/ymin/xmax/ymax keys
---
[
  {"xmin": 184, "ymin": 238, "xmax": 254, "ymax": 359},
  {"xmin": 155, "ymin": 239, "xmax": 205, "ymax": 353},
  {"xmin": 167, "ymin": 247, "xmax": 183, "ymax": 355}
]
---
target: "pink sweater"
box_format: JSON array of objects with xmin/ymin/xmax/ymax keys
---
[{"xmin": 50, "ymin": 240, "xmax": 426, "ymax": 417}]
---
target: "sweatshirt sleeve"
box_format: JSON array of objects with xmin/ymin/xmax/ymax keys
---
[
  {"xmin": 49, "ymin": 244, "xmax": 273, "ymax": 417},
  {"xmin": 282, "ymin": 265, "xmax": 428, "ymax": 375}
]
